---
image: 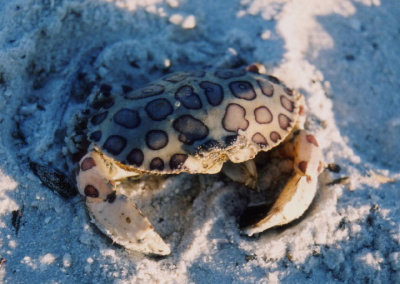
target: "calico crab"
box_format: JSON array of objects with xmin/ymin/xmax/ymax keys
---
[{"xmin": 69, "ymin": 64, "xmax": 324, "ymax": 255}]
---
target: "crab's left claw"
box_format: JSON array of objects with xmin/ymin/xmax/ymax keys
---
[
  {"xmin": 77, "ymin": 150, "xmax": 170, "ymax": 255},
  {"xmin": 244, "ymin": 130, "xmax": 324, "ymax": 236}
]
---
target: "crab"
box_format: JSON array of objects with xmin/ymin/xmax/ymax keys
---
[{"xmin": 68, "ymin": 63, "xmax": 324, "ymax": 255}]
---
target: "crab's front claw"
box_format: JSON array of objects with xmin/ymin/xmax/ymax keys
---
[
  {"xmin": 77, "ymin": 150, "xmax": 170, "ymax": 255},
  {"xmin": 244, "ymin": 130, "xmax": 324, "ymax": 236},
  {"xmin": 86, "ymin": 195, "xmax": 171, "ymax": 255}
]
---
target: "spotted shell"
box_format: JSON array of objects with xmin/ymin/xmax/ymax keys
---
[{"xmin": 84, "ymin": 68, "xmax": 300, "ymax": 175}]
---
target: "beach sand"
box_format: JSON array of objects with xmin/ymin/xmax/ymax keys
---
[{"xmin": 0, "ymin": 0, "xmax": 399, "ymax": 282}]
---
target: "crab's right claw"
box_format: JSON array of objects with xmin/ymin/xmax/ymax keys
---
[
  {"xmin": 244, "ymin": 130, "xmax": 324, "ymax": 236},
  {"xmin": 86, "ymin": 196, "xmax": 171, "ymax": 255}
]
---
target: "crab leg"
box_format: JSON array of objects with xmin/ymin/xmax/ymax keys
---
[
  {"xmin": 76, "ymin": 150, "xmax": 171, "ymax": 255},
  {"xmin": 244, "ymin": 130, "xmax": 324, "ymax": 236}
]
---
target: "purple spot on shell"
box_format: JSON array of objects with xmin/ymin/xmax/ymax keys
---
[
  {"xmin": 91, "ymin": 111, "xmax": 108, "ymax": 125},
  {"xmin": 141, "ymin": 84, "xmax": 164, "ymax": 96},
  {"xmin": 267, "ymin": 75, "xmax": 281, "ymax": 85},
  {"xmin": 126, "ymin": 84, "xmax": 165, "ymax": 99},
  {"xmin": 163, "ymin": 72, "xmax": 189, "ymax": 83},
  {"xmin": 146, "ymin": 130, "xmax": 169, "ymax": 150},
  {"xmin": 278, "ymin": 114, "xmax": 292, "ymax": 130},
  {"xmin": 188, "ymin": 70, "xmax": 205, "ymax": 77},
  {"xmin": 224, "ymin": 135, "xmax": 238, "ymax": 146},
  {"xmin": 254, "ymin": 106, "xmax": 273, "ymax": 124},
  {"xmin": 284, "ymin": 87, "xmax": 293, "ymax": 96},
  {"xmin": 175, "ymin": 85, "xmax": 202, "ymax": 110},
  {"xmin": 122, "ymin": 85, "xmax": 133, "ymax": 93},
  {"xmin": 198, "ymin": 139, "xmax": 222, "ymax": 153},
  {"xmin": 257, "ymin": 79, "xmax": 274, "ymax": 97},
  {"xmin": 145, "ymin": 98, "xmax": 173, "ymax": 121},
  {"xmin": 169, "ymin": 154, "xmax": 188, "ymax": 170},
  {"xmin": 103, "ymin": 135, "xmax": 127, "ymax": 155},
  {"xmin": 173, "ymin": 115, "xmax": 209, "ymax": 145},
  {"xmin": 126, "ymin": 148, "xmax": 144, "ymax": 166},
  {"xmin": 280, "ymin": 96, "xmax": 295, "ymax": 112},
  {"xmin": 199, "ymin": 81, "xmax": 224, "ymax": 106},
  {"xmin": 100, "ymin": 84, "xmax": 112, "ymax": 94},
  {"xmin": 270, "ymin": 131, "xmax": 281, "ymax": 143},
  {"xmin": 113, "ymin": 108, "xmax": 140, "ymax": 129},
  {"xmin": 89, "ymin": 131, "xmax": 102, "ymax": 142},
  {"xmin": 222, "ymin": 103, "xmax": 249, "ymax": 132},
  {"xmin": 252, "ymin": 133, "xmax": 268, "ymax": 147},
  {"xmin": 150, "ymin": 157, "xmax": 164, "ymax": 171},
  {"xmin": 102, "ymin": 99, "xmax": 114, "ymax": 109},
  {"xmin": 229, "ymin": 81, "xmax": 256, "ymax": 100},
  {"xmin": 91, "ymin": 95, "xmax": 114, "ymax": 109},
  {"xmin": 214, "ymin": 69, "xmax": 246, "ymax": 79}
]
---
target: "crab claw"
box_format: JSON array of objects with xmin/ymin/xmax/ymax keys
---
[
  {"xmin": 77, "ymin": 150, "xmax": 170, "ymax": 255},
  {"xmin": 244, "ymin": 130, "xmax": 324, "ymax": 236},
  {"xmin": 86, "ymin": 196, "xmax": 171, "ymax": 255}
]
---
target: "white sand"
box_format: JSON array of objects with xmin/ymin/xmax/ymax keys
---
[{"xmin": 0, "ymin": 0, "xmax": 399, "ymax": 282}]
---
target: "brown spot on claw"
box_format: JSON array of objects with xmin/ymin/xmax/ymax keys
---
[
  {"xmin": 298, "ymin": 161, "xmax": 308, "ymax": 174},
  {"xmin": 81, "ymin": 157, "xmax": 96, "ymax": 171},
  {"xmin": 84, "ymin": 185, "xmax": 99, "ymax": 198},
  {"xmin": 126, "ymin": 217, "xmax": 131, "ymax": 224},
  {"xmin": 306, "ymin": 134, "xmax": 319, "ymax": 147},
  {"xmin": 306, "ymin": 176, "xmax": 312, "ymax": 183}
]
